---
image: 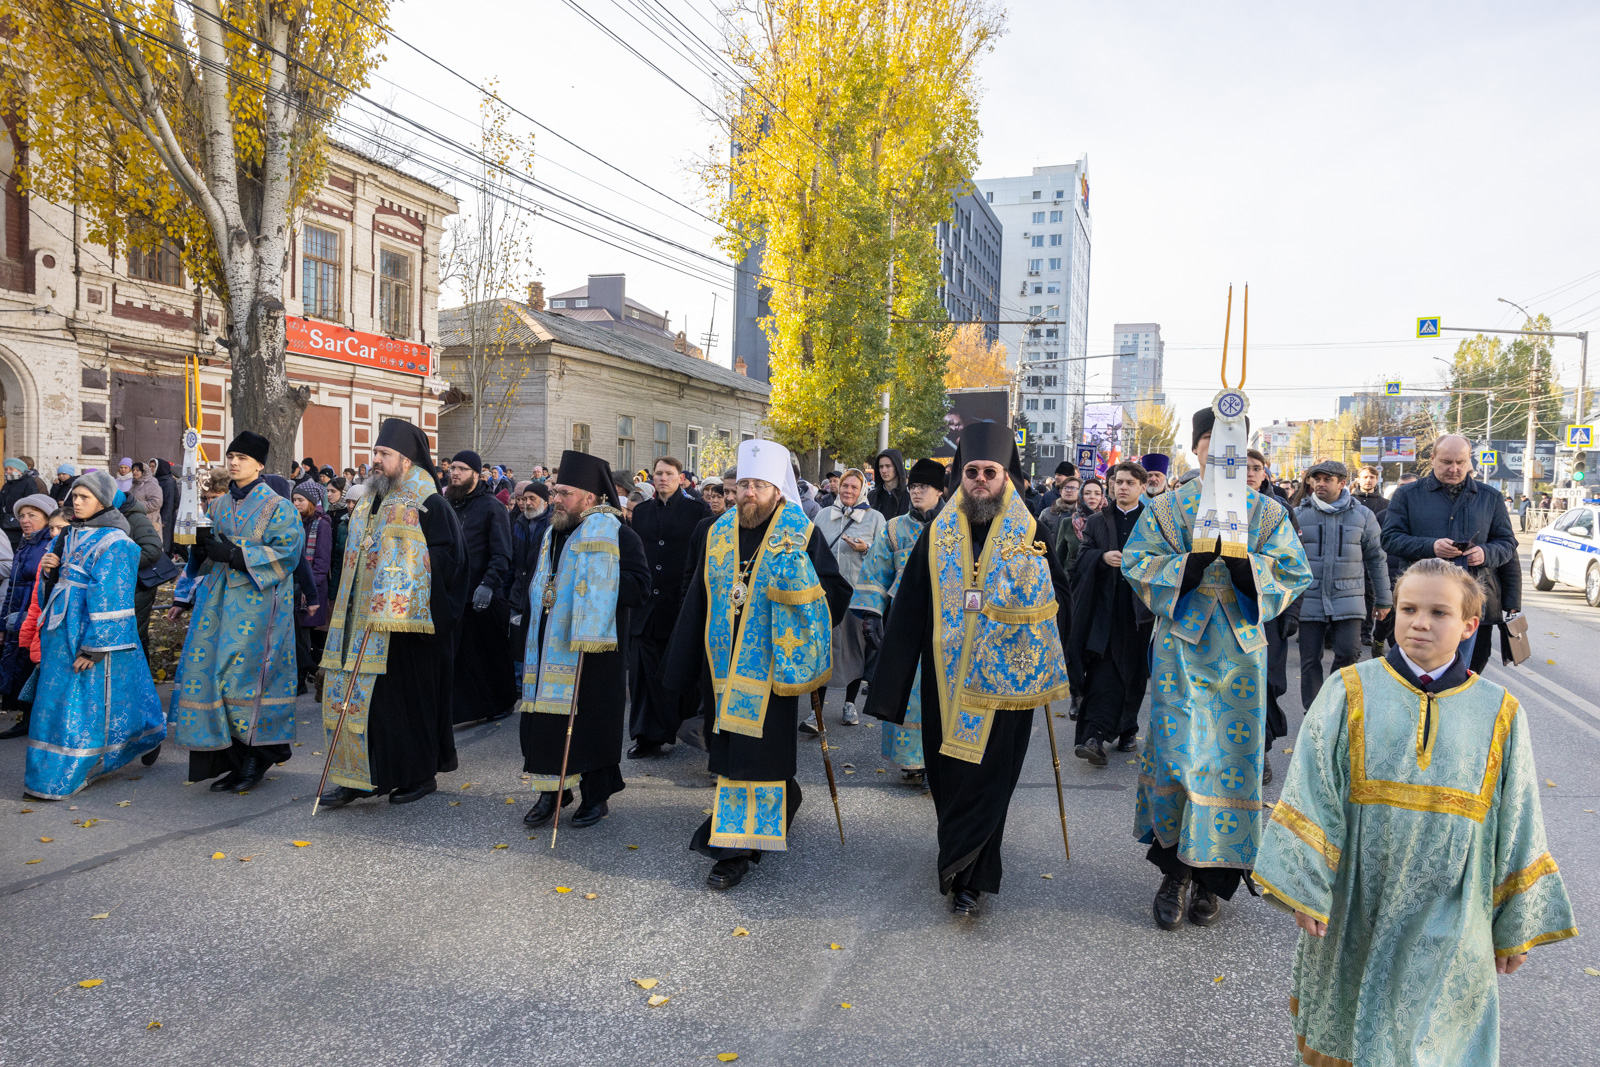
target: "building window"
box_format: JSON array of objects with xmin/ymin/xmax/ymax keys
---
[
  {"xmin": 1042, "ymin": 421, "xmax": 1056, "ymax": 434},
  {"xmin": 654, "ymin": 420, "xmax": 670, "ymax": 459},
  {"xmin": 550, "ymin": 299, "xmax": 566, "ymax": 308},
  {"xmin": 985, "ymin": 191, "xmax": 993, "ymax": 202},
  {"xmin": 1043, "ymin": 398, "xmax": 1056, "ymax": 410},
  {"xmin": 572, "ymin": 422, "xmax": 591, "ymax": 453},
  {"xmin": 1044, "ymin": 350, "xmax": 1059, "ymax": 358},
  {"xmin": 127, "ymin": 239, "xmax": 184, "ymax": 287},
  {"xmin": 1053, "ymin": 189, "xmax": 1065, "ymax": 198},
  {"xmin": 302, "ymin": 225, "xmax": 342, "ymax": 320},
  {"xmin": 1050, "ymin": 210, "xmax": 1063, "ymax": 223},
  {"xmin": 1044, "ymin": 375, "xmax": 1057, "ymax": 387},
  {"xmin": 1047, "ymin": 282, "xmax": 1060, "ymax": 293},
  {"xmin": 1031, "ymin": 211, "xmax": 1045, "ymax": 224},
  {"xmin": 617, "ymin": 416, "xmax": 635, "ymax": 472},
  {"xmin": 1046, "ymin": 304, "xmax": 1060, "ymax": 316},
  {"xmin": 1026, "ymin": 375, "xmax": 1041, "ymax": 389},
  {"xmin": 574, "ymin": 298, "xmax": 589, "ymax": 308},
  {"xmin": 1030, "ymin": 235, "xmax": 1044, "ymax": 247},
  {"xmin": 1028, "ymin": 259, "xmax": 1042, "ymax": 272},
  {"xmin": 740, "ymin": 431, "xmax": 756, "ymax": 442},
  {"xmin": 1049, "ymin": 234, "xmax": 1062, "ymax": 247},
  {"xmin": 687, "ymin": 425, "xmax": 702, "ymax": 473},
  {"xmin": 1048, "ymin": 257, "xmax": 1062, "ymax": 271},
  {"xmin": 1032, "ymin": 190, "xmax": 1041, "ymax": 200},
  {"xmin": 1030, "ymin": 328, "xmax": 1042, "ymax": 339},
  {"xmin": 1025, "ymin": 398, "xmax": 1039, "ymax": 411},
  {"xmin": 1045, "ymin": 328, "xmax": 1058, "ymax": 339},
  {"xmin": 378, "ymin": 249, "xmax": 411, "ymax": 337},
  {"xmin": 1032, "ymin": 283, "xmax": 1043, "ymax": 295},
  {"xmin": 1029, "ymin": 305, "xmax": 1042, "ymax": 316}
]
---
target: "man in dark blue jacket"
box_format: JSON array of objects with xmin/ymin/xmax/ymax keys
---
[{"xmin": 1381, "ymin": 434, "xmax": 1520, "ymax": 673}]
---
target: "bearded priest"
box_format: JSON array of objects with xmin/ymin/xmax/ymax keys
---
[
  {"xmin": 519, "ymin": 451, "xmax": 650, "ymax": 829},
  {"xmin": 866, "ymin": 422, "xmax": 1073, "ymax": 918},
  {"xmin": 664, "ymin": 439, "xmax": 851, "ymax": 891}
]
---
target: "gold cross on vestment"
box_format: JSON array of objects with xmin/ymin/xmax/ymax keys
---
[
  {"xmin": 708, "ymin": 538, "xmax": 736, "ymax": 568},
  {"xmin": 774, "ymin": 627, "xmax": 805, "ymax": 656},
  {"xmin": 934, "ymin": 527, "xmax": 962, "ymax": 555}
]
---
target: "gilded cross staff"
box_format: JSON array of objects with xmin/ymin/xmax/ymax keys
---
[
  {"xmin": 550, "ymin": 653, "xmax": 588, "ymax": 849},
  {"xmin": 311, "ymin": 626, "xmax": 375, "ymax": 817},
  {"xmin": 810, "ymin": 688, "xmax": 845, "ymax": 844},
  {"xmin": 1040, "ymin": 701, "xmax": 1071, "ymax": 862}
]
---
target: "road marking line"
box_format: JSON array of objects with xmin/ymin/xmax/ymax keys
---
[
  {"xmin": 1487, "ymin": 667, "xmax": 1600, "ymax": 743},
  {"xmin": 1490, "ymin": 663, "xmax": 1600, "ymax": 726}
]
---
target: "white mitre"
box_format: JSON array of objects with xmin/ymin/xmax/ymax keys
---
[{"xmin": 736, "ymin": 438, "xmax": 801, "ymax": 505}]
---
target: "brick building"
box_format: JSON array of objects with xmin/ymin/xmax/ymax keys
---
[
  {"xmin": 437, "ymin": 298, "xmax": 769, "ymax": 477},
  {"xmin": 0, "ymin": 141, "xmax": 456, "ymax": 473}
]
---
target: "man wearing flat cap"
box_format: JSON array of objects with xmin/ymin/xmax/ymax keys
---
[
  {"xmin": 868, "ymin": 422, "xmax": 1074, "ymax": 919},
  {"xmin": 317, "ymin": 419, "xmax": 470, "ymax": 809},
  {"xmin": 444, "ymin": 448, "xmax": 516, "ymax": 725},
  {"xmin": 170, "ymin": 430, "xmax": 306, "ymax": 794},
  {"xmin": 665, "ymin": 439, "xmax": 852, "ymax": 891},
  {"xmin": 1293, "ymin": 459, "xmax": 1389, "ymax": 709},
  {"xmin": 518, "ymin": 450, "xmax": 650, "ymax": 829},
  {"xmin": 1120, "ymin": 407, "xmax": 1311, "ymax": 930}
]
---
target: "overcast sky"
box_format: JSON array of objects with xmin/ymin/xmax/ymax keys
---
[{"xmin": 381, "ymin": 0, "xmax": 1600, "ymax": 454}]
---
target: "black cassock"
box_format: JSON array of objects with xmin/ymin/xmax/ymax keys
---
[
  {"xmin": 519, "ymin": 522, "xmax": 651, "ymax": 804},
  {"xmin": 1068, "ymin": 503, "xmax": 1154, "ymax": 747},
  {"xmin": 664, "ymin": 509, "xmax": 852, "ymax": 861},
  {"xmin": 627, "ymin": 489, "xmax": 710, "ymax": 745},
  {"xmin": 866, "ymin": 516, "xmax": 1073, "ymax": 896},
  {"xmin": 449, "ymin": 482, "xmax": 517, "ymax": 723},
  {"xmin": 364, "ymin": 492, "xmax": 470, "ymax": 792}
]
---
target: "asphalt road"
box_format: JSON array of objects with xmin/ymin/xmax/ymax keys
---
[{"xmin": 3, "ymin": 590, "xmax": 1597, "ymax": 1066}]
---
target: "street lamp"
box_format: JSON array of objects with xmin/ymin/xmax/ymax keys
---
[{"xmin": 1498, "ymin": 297, "xmax": 1541, "ymax": 500}]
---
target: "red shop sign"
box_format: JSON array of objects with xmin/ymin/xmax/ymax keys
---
[{"xmin": 286, "ymin": 318, "xmax": 432, "ymax": 377}]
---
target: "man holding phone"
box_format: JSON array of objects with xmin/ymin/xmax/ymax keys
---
[{"xmin": 1381, "ymin": 434, "xmax": 1520, "ymax": 673}]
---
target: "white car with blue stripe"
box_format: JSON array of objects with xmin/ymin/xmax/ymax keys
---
[{"xmin": 1531, "ymin": 506, "xmax": 1600, "ymax": 606}]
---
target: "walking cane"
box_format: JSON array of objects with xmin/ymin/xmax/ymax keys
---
[
  {"xmin": 550, "ymin": 652, "xmax": 587, "ymax": 849},
  {"xmin": 810, "ymin": 688, "xmax": 846, "ymax": 844},
  {"xmin": 311, "ymin": 626, "xmax": 375, "ymax": 817},
  {"xmin": 1041, "ymin": 700, "xmax": 1071, "ymax": 862}
]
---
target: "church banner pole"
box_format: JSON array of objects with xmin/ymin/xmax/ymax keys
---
[
  {"xmin": 1041, "ymin": 701, "xmax": 1071, "ymax": 861},
  {"xmin": 311, "ymin": 627, "xmax": 374, "ymax": 817},
  {"xmin": 810, "ymin": 689, "xmax": 846, "ymax": 844},
  {"xmin": 550, "ymin": 652, "xmax": 587, "ymax": 849}
]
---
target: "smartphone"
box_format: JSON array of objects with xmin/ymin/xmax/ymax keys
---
[{"xmin": 1451, "ymin": 540, "xmax": 1472, "ymax": 552}]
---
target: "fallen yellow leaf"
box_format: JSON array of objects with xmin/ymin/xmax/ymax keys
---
[
  {"xmin": 632, "ymin": 978, "xmax": 659, "ymax": 990},
  {"xmin": 555, "ymin": 886, "xmax": 572, "ymax": 893},
  {"xmin": 875, "ymin": 768, "xmax": 885, "ymax": 774},
  {"xmin": 211, "ymin": 852, "xmax": 226, "ymax": 860},
  {"xmin": 147, "ymin": 1021, "xmax": 162, "ymax": 1030},
  {"xmin": 1585, "ymin": 809, "xmax": 1596, "ymax": 814},
  {"xmin": 493, "ymin": 844, "xmax": 509, "ymax": 850},
  {"xmin": 78, "ymin": 979, "xmax": 104, "ymax": 988},
  {"xmin": 461, "ymin": 782, "xmax": 476, "ymax": 790},
  {"xmin": 839, "ymin": 1002, "xmax": 852, "ymax": 1009},
  {"xmin": 1041, "ymin": 873, "xmax": 1054, "ymax": 880},
  {"xmin": 18, "ymin": 807, "xmax": 32, "ymax": 812},
  {"xmin": 117, "ymin": 800, "xmax": 131, "ymax": 807},
  {"xmin": 646, "ymin": 994, "xmax": 670, "ymax": 1007},
  {"xmin": 505, "ymin": 797, "xmax": 515, "ymax": 804},
  {"xmin": 90, "ymin": 912, "xmax": 111, "ymax": 920},
  {"xmin": 701, "ymin": 808, "xmax": 713, "ymax": 814},
  {"xmin": 237, "ymin": 855, "xmax": 255, "ymax": 863},
  {"xmin": 449, "ymin": 801, "xmax": 461, "ymax": 806},
  {"xmin": 829, "ymin": 943, "xmax": 842, "ymax": 950},
  {"xmin": 1283, "ymin": 748, "xmax": 1293, "ymax": 754},
  {"xmin": 627, "ymin": 844, "xmax": 639, "ymax": 849},
  {"xmin": 1054, "ymin": 712, "xmax": 1065, "ymax": 718},
  {"xmin": 24, "ymin": 858, "xmax": 41, "ymax": 864},
  {"xmin": 717, "ymin": 1055, "xmax": 738, "ymax": 1063},
  {"xmin": 39, "ymin": 836, "xmax": 53, "ymax": 843},
  {"xmin": 732, "ymin": 927, "xmax": 750, "ymax": 937},
  {"xmin": 1213, "ymin": 975, "xmax": 1225, "ymax": 984},
  {"xmin": 1585, "ymin": 967, "xmax": 1600, "ymax": 977},
  {"xmin": 291, "ymin": 841, "xmax": 310, "ymax": 848},
  {"xmin": 1547, "ymin": 658, "xmax": 1557, "ymax": 665},
  {"xmin": 1546, "ymin": 780, "xmax": 1558, "ymax": 788},
  {"xmin": 585, "ymin": 893, "xmax": 598, "ymax": 900}
]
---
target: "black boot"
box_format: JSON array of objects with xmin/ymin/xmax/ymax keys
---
[
  {"xmin": 627, "ymin": 739, "xmax": 666, "ymax": 759},
  {"xmin": 140, "ymin": 744, "xmax": 162, "ymax": 767},
  {"xmin": 1076, "ymin": 736, "xmax": 1107, "ymax": 766},
  {"xmin": 389, "ymin": 777, "xmax": 438, "ymax": 804},
  {"xmin": 1261, "ymin": 755, "xmax": 1274, "ymax": 787},
  {"xmin": 706, "ymin": 856, "xmax": 749, "ymax": 890},
  {"xmin": 209, "ymin": 769, "xmax": 244, "ymax": 792},
  {"xmin": 231, "ymin": 755, "xmax": 267, "ymax": 792},
  {"xmin": 951, "ymin": 887, "xmax": 981, "ymax": 917},
  {"xmin": 571, "ymin": 799, "xmax": 609, "ymax": 827},
  {"xmin": 1153, "ymin": 870, "xmax": 1192, "ymax": 931},
  {"xmin": 523, "ymin": 789, "xmax": 573, "ymax": 826},
  {"xmin": 0, "ymin": 710, "xmax": 29, "ymax": 739},
  {"xmin": 318, "ymin": 785, "xmax": 376, "ymax": 809},
  {"xmin": 1188, "ymin": 886, "xmax": 1222, "ymax": 926},
  {"xmin": 1115, "ymin": 733, "xmax": 1139, "ymax": 753}
]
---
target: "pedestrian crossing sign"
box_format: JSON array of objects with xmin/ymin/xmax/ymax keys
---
[
  {"xmin": 1417, "ymin": 317, "xmax": 1440, "ymax": 337},
  {"xmin": 1566, "ymin": 424, "xmax": 1594, "ymax": 448},
  {"xmin": 1475, "ymin": 449, "xmax": 1498, "ymax": 469},
  {"xmin": 1385, "ymin": 379, "xmax": 1402, "ymax": 396},
  {"xmin": 1015, "ymin": 427, "xmax": 1027, "ymax": 448}
]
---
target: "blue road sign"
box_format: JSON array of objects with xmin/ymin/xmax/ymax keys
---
[
  {"xmin": 1567, "ymin": 424, "xmax": 1594, "ymax": 448},
  {"xmin": 1417, "ymin": 317, "xmax": 1440, "ymax": 338}
]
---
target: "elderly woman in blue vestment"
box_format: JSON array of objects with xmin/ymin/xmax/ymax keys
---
[{"xmin": 24, "ymin": 471, "xmax": 165, "ymax": 800}]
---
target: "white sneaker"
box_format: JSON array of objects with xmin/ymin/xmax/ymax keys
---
[{"xmin": 842, "ymin": 702, "xmax": 860, "ymax": 725}]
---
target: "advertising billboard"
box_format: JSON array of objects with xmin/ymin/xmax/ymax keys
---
[
  {"xmin": 286, "ymin": 318, "xmax": 433, "ymax": 378},
  {"xmin": 1081, "ymin": 403, "xmax": 1125, "ymax": 474}
]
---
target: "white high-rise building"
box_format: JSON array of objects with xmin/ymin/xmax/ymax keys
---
[
  {"xmin": 1112, "ymin": 322, "xmax": 1164, "ymax": 415},
  {"xmin": 975, "ymin": 158, "xmax": 1091, "ymax": 470}
]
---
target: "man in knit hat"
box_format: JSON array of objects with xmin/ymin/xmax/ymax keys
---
[{"xmin": 445, "ymin": 448, "xmax": 516, "ymax": 723}]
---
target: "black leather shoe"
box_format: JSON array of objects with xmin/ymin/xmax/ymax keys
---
[
  {"xmin": 627, "ymin": 740, "xmax": 666, "ymax": 759},
  {"xmin": 1188, "ymin": 886, "xmax": 1222, "ymax": 927},
  {"xmin": 1261, "ymin": 756, "xmax": 1274, "ymax": 787},
  {"xmin": 522, "ymin": 789, "xmax": 573, "ymax": 826},
  {"xmin": 1067, "ymin": 697, "xmax": 1080, "ymax": 722},
  {"xmin": 1082, "ymin": 737, "xmax": 1108, "ymax": 766},
  {"xmin": 231, "ymin": 755, "xmax": 267, "ymax": 792},
  {"xmin": 484, "ymin": 708, "xmax": 512, "ymax": 722},
  {"xmin": 706, "ymin": 856, "xmax": 749, "ymax": 890},
  {"xmin": 389, "ymin": 777, "xmax": 437, "ymax": 804},
  {"xmin": 1153, "ymin": 871, "xmax": 1191, "ymax": 931},
  {"xmin": 0, "ymin": 715, "xmax": 28, "ymax": 739},
  {"xmin": 318, "ymin": 785, "xmax": 375, "ymax": 809},
  {"xmin": 570, "ymin": 800, "xmax": 609, "ymax": 827},
  {"xmin": 209, "ymin": 769, "xmax": 243, "ymax": 792},
  {"xmin": 140, "ymin": 744, "xmax": 162, "ymax": 767},
  {"xmin": 951, "ymin": 888, "xmax": 981, "ymax": 916},
  {"xmin": 1115, "ymin": 735, "xmax": 1139, "ymax": 753}
]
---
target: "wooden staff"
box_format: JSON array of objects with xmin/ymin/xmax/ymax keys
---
[
  {"xmin": 549, "ymin": 652, "xmax": 587, "ymax": 849},
  {"xmin": 1040, "ymin": 701, "xmax": 1071, "ymax": 861},
  {"xmin": 311, "ymin": 626, "xmax": 374, "ymax": 817},
  {"xmin": 810, "ymin": 688, "xmax": 845, "ymax": 844}
]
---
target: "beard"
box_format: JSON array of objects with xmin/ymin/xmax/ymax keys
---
[
  {"xmin": 960, "ymin": 488, "xmax": 1004, "ymax": 525},
  {"xmin": 444, "ymin": 479, "xmax": 473, "ymax": 503},
  {"xmin": 550, "ymin": 504, "xmax": 583, "ymax": 531},
  {"xmin": 737, "ymin": 496, "xmax": 779, "ymax": 529},
  {"xmin": 364, "ymin": 470, "xmax": 393, "ymax": 497}
]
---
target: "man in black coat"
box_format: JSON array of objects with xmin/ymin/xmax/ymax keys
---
[
  {"xmin": 627, "ymin": 456, "xmax": 710, "ymax": 757},
  {"xmin": 151, "ymin": 458, "xmax": 180, "ymax": 554},
  {"xmin": 507, "ymin": 481, "xmax": 551, "ymax": 680},
  {"xmin": 1068, "ymin": 460, "xmax": 1154, "ymax": 765},
  {"xmin": 446, "ymin": 449, "xmax": 517, "ymax": 723},
  {"xmin": 1350, "ymin": 463, "xmax": 1390, "ymax": 653}
]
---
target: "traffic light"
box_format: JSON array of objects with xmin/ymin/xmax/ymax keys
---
[{"xmin": 1576, "ymin": 454, "xmax": 1588, "ymax": 483}]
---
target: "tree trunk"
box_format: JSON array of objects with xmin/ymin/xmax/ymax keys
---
[{"xmin": 229, "ymin": 299, "xmax": 308, "ymax": 471}]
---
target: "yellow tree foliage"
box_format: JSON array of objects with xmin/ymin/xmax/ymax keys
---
[
  {"xmin": 943, "ymin": 323, "xmax": 1009, "ymax": 390},
  {"xmin": 0, "ymin": 0, "xmax": 389, "ymax": 459},
  {"xmin": 1127, "ymin": 393, "xmax": 1179, "ymax": 457},
  {"xmin": 705, "ymin": 0, "xmax": 1003, "ymax": 467}
]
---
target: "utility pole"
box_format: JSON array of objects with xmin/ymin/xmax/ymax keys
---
[
  {"xmin": 700, "ymin": 293, "xmax": 720, "ymax": 357},
  {"xmin": 879, "ymin": 209, "xmax": 895, "ymax": 453},
  {"xmin": 1499, "ymin": 298, "xmax": 1541, "ymax": 501}
]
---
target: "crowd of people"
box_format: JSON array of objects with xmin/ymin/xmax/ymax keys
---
[{"xmin": 0, "ymin": 412, "xmax": 1576, "ymax": 1066}]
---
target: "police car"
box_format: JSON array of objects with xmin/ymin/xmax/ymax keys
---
[{"xmin": 1531, "ymin": 506, "xmax": 1600, "ymax": 606}]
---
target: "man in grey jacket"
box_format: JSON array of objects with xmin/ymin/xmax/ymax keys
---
[{"xmin": 1294, "ymin": 460, "xmax": 1391, "ymax": 707}]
